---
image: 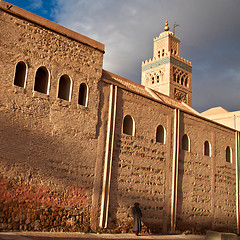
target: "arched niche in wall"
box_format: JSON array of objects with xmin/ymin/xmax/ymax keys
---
[
  {"xmin": 78, "ymin": 83, "xmax": 88, "ymax": 107},
  {"xmin": 204, "ymin": 140, "xmax": 211, "ymax": 157},
  {"xmin": 182, "ymin": 134, "xmax": 190, "ymax": 151},
  {"xmin": 34, "ymin": 66, "xmax": 50, "ymax": 94},
  {"xmin": 156, "ymin": 125, "xmax": 165, "ymax": 143},
  {"xmin": 123, "ymin": 115, "xmax": 135, "ymax": 136},
  {"xmin": 14, "ymin": 61, "xmax": 27, "ymax": 88},
  {"xmin": 58, "ymin": 74, "xmax": 72, "ymax": 101},
  {"xmin": 226, "ymin": 146, "xmax": 232, "ymax": 163}
]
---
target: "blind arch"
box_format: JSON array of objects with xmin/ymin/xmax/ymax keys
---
[
  {"xmin": 14, "ymin": 61, "xmax": 27, "ymax": 88},
  {"xmin": 34, "ymin": 66, "xmax": 50, "ymax": 94},
  {"xmin": 78, "ymin": 83, "xmax": 88, "ymax": 106},
  {"xmin": 123, "ymin": 115, "xmax": 135, "ymax": 136},
  {"xmin": 182, "ymin": 134, "xmax": 190, "ymax": 151},
  {"xmin": 156, "ymin": 125, "xmax": 165, "ymax": 143},
  {"xmin": 204, "ymin": 141, "xmax": 211, "ymax": 157},
  {"xmin": 58, "ymin": 74, "xmax": 72, "ymax": 101},
  {"xmin": 226, "ymin": 146, "xmax": 232, "ymax": 163}
]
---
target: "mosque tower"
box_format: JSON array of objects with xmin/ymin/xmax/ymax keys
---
[{"xmin": 141, "ymin": 20, "xmax": 192, "ymax": 106}]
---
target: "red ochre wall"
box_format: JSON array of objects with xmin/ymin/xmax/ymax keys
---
[{"xmin": 0, "ymin": 178, "xmax": 89, "ymax": 231}]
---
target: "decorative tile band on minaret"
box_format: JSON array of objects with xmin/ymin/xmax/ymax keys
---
[{"xmin": 142, "ymin": 57, "xmax": 192, "ymax": 73}]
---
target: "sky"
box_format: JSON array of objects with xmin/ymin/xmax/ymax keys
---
[{"xmin": 6, "ymin": 0, "xmax": 240, "ymax": 113}]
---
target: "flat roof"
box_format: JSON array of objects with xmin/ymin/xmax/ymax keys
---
[{"xmin": 0, "ymin": 0, "xmax": 105, "ymax": 53}]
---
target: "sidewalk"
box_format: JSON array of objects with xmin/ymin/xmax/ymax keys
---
[{"xmin": 0, "ymin": 232, "xmax": 206, "ymax": 240}]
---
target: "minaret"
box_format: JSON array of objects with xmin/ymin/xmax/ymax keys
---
[{"xmin": 141, "ymin": 20, "xmax": 192, "ymax": 106}]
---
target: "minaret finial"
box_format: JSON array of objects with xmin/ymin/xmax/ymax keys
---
[{"xmin": 164, "ymin": 19, "xmax": 169, "ymax": 31}]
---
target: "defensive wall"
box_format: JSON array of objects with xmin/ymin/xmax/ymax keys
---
[
  {"xmin": 0, "ymin": 1, "xmax": 104, "ymax": 232},
  {"xmin": 0, "ymin": 1, "xmax": 239, "ymax": 234},
  {"xmin": 100, "ymin": 73, "xmax": 238, "ymax": 233}
]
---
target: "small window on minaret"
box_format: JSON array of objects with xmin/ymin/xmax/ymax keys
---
[
  {"xmin": 175, "ymin": 51, "xmax": 177, "ymax": 55},
  {"xmin": 157, "ymin": 76, "xmax": 159, "ymax": 83},
  {"xmin": 152, "ymin": 77, "xmax": 154, "ymax": 84},
  {"xmin": 171, "ymin": 49, "xmax": 174, "ymax": 54},
  {"xmin": 173, "ymin": 73, "xmax": 176, "ymax": 82},
  {"xmin": 177, "ymin": 75, "xmax": 180, "ymax": 83},
  {"xmin": 158, "ymin": 51, "xmax": 161, "ymax": 58},
  {"xmin": 162, "ymin": 49, "xmax": 165, "ymax": 57},
  {"xmin": 185, "ymin": 77, "xmax": 188, "ymax": 87},
  {"xmin": 181, "ymin": 76, "xmax": 184, "ymax": 85}
]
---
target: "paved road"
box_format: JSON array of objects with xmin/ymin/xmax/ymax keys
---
[{"xmin": 0, "ymin": 232, "xmax": 206, "ymax": 240}]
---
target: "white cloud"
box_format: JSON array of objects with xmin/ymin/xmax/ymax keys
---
[
  {"xmin": 52, "ymin": 0, "xmax": 240, "ymax": 112},
  {"xmin": 29, "ymin": 0, "xmax": 43, "ymax": 10}
]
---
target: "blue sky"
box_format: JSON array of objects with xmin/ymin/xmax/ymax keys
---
[
  {"xmin": 6, "ymin": 0, "xmax": 56, "ymax": 21},
  {"xmin": 5, "ymin": 0, "xmax": 240, "ymax": 113}
]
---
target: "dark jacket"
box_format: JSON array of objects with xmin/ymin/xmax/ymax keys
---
[{"xmin": 132, "ymin": 206, "xmax": 142, "ymax": 232}]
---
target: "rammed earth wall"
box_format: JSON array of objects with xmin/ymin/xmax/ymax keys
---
[
  {"xmin": 101, "ymin": 83, "xmax": 238, "ymax": 233},
  {"xmin": 107, "ymin": 89, "xmax": 174, "ymax": 233},
  {"xmin": 177, "ymin": 112, "xmax": 236, "ymax": 232},
  {"xmin": 0, "ymin": 3, "xmax": 104, "ymax": 232}
]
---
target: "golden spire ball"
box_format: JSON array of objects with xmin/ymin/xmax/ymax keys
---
[{"xmin": 164, "ymin": 19, "xmax": 169, "ymax": 31}]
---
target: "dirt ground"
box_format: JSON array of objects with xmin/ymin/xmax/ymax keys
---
[{"xmin": 0, "ymin": 232, "xmax": 206, "ymax": 240}]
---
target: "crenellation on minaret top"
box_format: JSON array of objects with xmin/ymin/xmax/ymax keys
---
[
  {"xmin": 154, "ymin": 31, "xmax": 180, "ymax": 42},
  {"xmin": 142, "ymin": 54, "xmax": 192, "ymax": 67}
]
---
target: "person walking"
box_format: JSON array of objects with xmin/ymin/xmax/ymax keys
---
[{"xmin": 132, "ymin": 202, "xmax": 142, "ymax": 236}]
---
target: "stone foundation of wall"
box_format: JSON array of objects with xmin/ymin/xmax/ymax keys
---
[{"xmin": 0, "ymin": 176, "xmax": 90, "ymax": 232}]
